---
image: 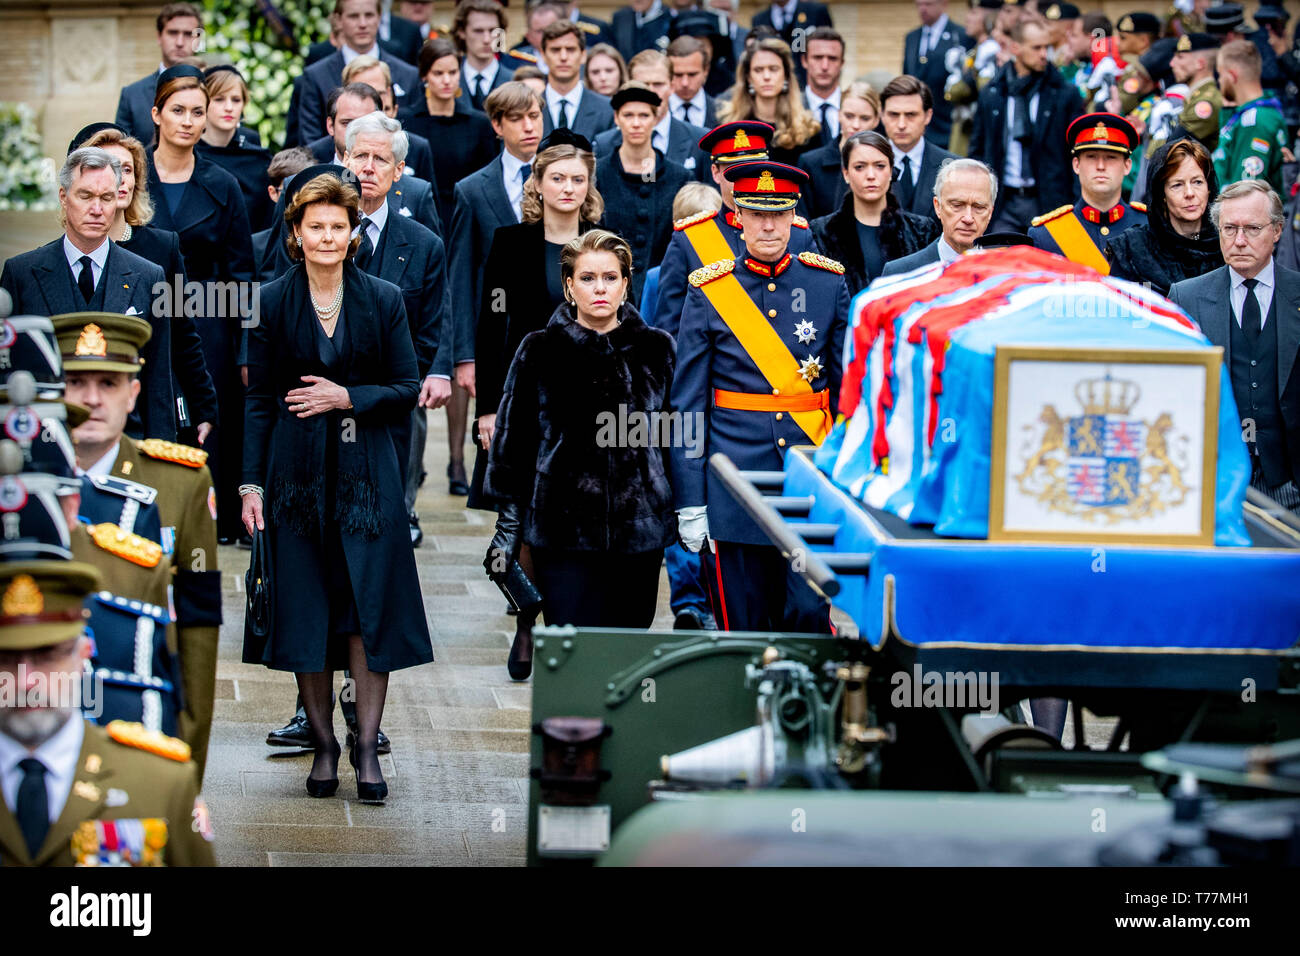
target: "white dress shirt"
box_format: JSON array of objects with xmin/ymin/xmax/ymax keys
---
[
  {"xmin": 342, "ymin": 43, "xmax": 381, "ymax": 66},
  {"xmin": 894, "ymin": 138, "xmax": 926, "ymax": 187},
  {"xmin": 62, "ymin": 236, "xmax": 110, "ymax": 291},
  {"xmin": 651, "ymin": 113, "xmax": 672, "ymax": 154},
  {"xmin": 501, "ymin": 149, "xmax": 531, "ymax": 222},
  {"xmin": 669, "ymin": 89, "xmax": 709, "ymax": 128},
  {"xmin": 806, "ymin": 86, "xmax": 841, "ymax": 141},
  {"xmin": 770, "ymin": 0, "xmax": 799, "ymax": 32},
  {"xmin": 545, "ymin": 84, "xmax": 584, "ymax": 130},
  {"xmin": 464, "ymin": 59, "xmax": 501, "ymax": 97},
  {"xmin": 354, "ymin": 199, "xmax": 390, "ymax": 252},
  {"xmin": 636, "ymin": 0, "xmax": 663, "ymax": 27},
  {"xmin": 1230, "ymin": 259, "xmax": 1276, "ymax": 329},
  {"xmin": 77, "ymin": 441, "xmax": 120, "ymax": 479},
  {"xmin": 0, "ymin": 714, "xmax": 85, "ymax": 829},
  {"xmin": 937, "ymin": 236, "xmax": 962, "ymax": 264},
  {"xmin": 919, "ymin": 14, "xmax": 950, "ymax": 58}
]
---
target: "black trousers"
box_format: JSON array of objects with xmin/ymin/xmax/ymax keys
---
[
  {"xmin": 532, "ymin": 547, "xmax": 663, "ymax": 629},
  {"xmin": 705, "ymin": 541, "xmax": 831, "ymax": 634}
]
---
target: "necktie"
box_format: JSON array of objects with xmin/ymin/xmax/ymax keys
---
[
  {"xmin": 355, "ymin": 218, "xmax": 374, "ymax": 271},
  {"xmin": 819, "ymin": 102, "xmax": 833, "ymax": 139},
  {"xmin": 679, "ymin": 103, "xmax": 692, "ymax": 124},
  {"xmin": 16, "ymin": 758, "xmax": 49, "ymax": 858},
  {"xmin": 557, "ymin": 99, "xmax": 570, "ymax": 129},
  {"xmin": 896, "ymin": 156, "xmax": 915, "ymax": 209},
  {"xmin": 920, "ymin": 27, "xmax": 930, "ymax": 59},
  {"xmin": 521, "ymin": 163, "xmax": 532, "ymax": 183},
  {"xmin": 1241, "ymin": 277, "xmax": 1263, "ymax": 343},
  {"xmin": 77, "ymin": 255, "xmax": 95, "ymax": 303},
  {"xmin": 472, "ymin": 74, "xmax": 485, "ymax": 109}
]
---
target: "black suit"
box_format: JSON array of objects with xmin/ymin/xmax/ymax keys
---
[
  {"xmin": 902, "ymin": 17, "xmax": 969, "ymax": 147},
  {"xmin": 611, "ymin": 5, "xmax": 671, "ymax": 61},
  {"xmin": 1167, "ymin": 264, "xmax": 1300, "ymax": 499},
  {"xmin": 406, "ymin": 103, "xmax": 499, "ymax": 229},
  {"xmin": 541, "ymin": 87, "xmax": 616, "ymax": 141},
  {"xmin": 892, "ymin": 141, "xmax": 957, "ymax": 221},
  {"xmin": 114, "ymin": 71, "xmax": 160, "ymax": 145},
  {"xmin": 382, "ymin": 13, "xmax": 424, "ymax": 66},
  {"xmin": 292, "ymin": 48, "xmax": 422, "ymax": 146},
  {"xmin": 880, "ymin": 238, "xmax": 944, "ymax": 276},
  {"xmin": 460, "ymin": 61, "xmax": 516, "ymax": 111},
  {"xmin": 0, "ymin": 240, "xmax": 174, "ymax": 439},
  {"xmin": 751, "ymin": 2, "xmax": 832, "ymax": 84},
  {"xmin": 797, "ymin": 141, "xmax": 845, "ymax": 219},
  {"xmin": 668, "ymin": 93, "xmax": 718, "ymax": 132}
]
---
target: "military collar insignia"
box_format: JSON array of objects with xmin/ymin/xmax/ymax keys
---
[
  {"xmin": 744, "ymin": 253, "xmax": 792, "ymax": 277},
  {"xmin": 724, "ymin": 210, "xmax": 742, "ymax": 230},
  {"xmin": 1081, "ymin": 204, "xmax": 1126, "ymax": 224}
]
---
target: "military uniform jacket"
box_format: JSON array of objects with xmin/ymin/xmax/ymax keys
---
[
  {"xmin": 0, "ymin": 721, "xmax": 215, "ymax": 866},
  {"xmin": 1176, "ymin": 76, "xmax": 1223, "ymax": 153},
  {"xmin": 669, "ymin": 252, "xmax": 849, "ymax": 545},
  {"xmin": 1213, "ymin": 95, "xmax": 1288, "ymax": 197},
  {"xmin": 1029, "ymin": 198, "xmax": 1148, "ymax": 270}
]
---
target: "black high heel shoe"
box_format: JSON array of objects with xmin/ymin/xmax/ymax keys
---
[
  {"xmin": 306, "ymin": 741, "xmax": 341, "ymax": 798},
  {"xmin": 349, "ymin": 745, "xmax": 388, "ymax": 803}
]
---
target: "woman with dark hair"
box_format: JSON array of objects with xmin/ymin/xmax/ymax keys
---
[
  {"xmin": 197, "ymin": 65, "xmax": 275, "ymax": 232},
  {"xmin": 406, "ymin": 36, "xmax": 499, "ymax": 230},
  {"xmin": 484, "ymin": 229, "xmax": 676, "ymax": 677},
  {"xmin": 146, "ymin": 63, "xmax": 256, "ymax": 543},
  {"xmin": 242, "ymin": 171, "xmax": 431, "ymax": 803},
  {"xmin": 717, "ymin": 37, "xmax": 822, "ymax": 165},
  {"xmin": 810, "ymin": 130, "xmax": 940, "ymax": 294},
  {"xmin": 1105, "ymin": 137, "xmax": 1222, "ymax": 296}
]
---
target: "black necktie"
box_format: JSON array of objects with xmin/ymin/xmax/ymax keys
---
[
  {"xmin": 77, "ymin": 255, "xmax": 95, "ymax": 303},
  {"xmin": 679, "ymin": 103, "xmax": 692, "ymax": 124},
  {"xmin": 896, "ymin": 156, "xmax": 915, "ymax": 209},
  {"xmin": 472, "ymin": 74, "xmax": 485, "ymax": 110},
  {"xmin": 16, "ymin": 757, "xmax": 49, "ymax": 858},
  {"xmin": 557, "ymin": 99, "xmax": 570, "ymax": 129},
  {"xmin": 355, "ymin": 218, "xmax": 374, "ymax": 271},
  {"xmin": 1242, "ymin": 277, "xmax": 1263, "ymax": 344},
  {"xmin": 819, "ymin": 102, "xmax": 833, "ymax": 139}
]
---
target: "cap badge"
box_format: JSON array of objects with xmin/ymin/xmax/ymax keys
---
[
  {"xmin": 75, "ymin": 323, "xmax": 107, "ymax": 358},
  {"xmin": 1119, "ymin": 16, "xmax": 1133, "ymax": 31},
  {"xmin": 757, "ymin": 170, "xmax": 776, "ymax": 192},
  {"xmin": 1177, "ymin": 35, "xmax": 1191, "ymax": 51},
  {"xmin": 3, "ymin": 574, "xmax": 43, "ymax": 616},
  {"xmin": 733, "ymin": 129, "xmax": 751, "ymax": 149}
]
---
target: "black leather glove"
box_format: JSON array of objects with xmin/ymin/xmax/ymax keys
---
[{"xmin": 484, "ymin": 502, "xmax": 521, "ymax": 583}]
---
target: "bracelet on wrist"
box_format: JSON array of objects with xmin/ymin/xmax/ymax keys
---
[{"xmin": 238, "ymin": 484, "xmax": 264, "ymax": 498}]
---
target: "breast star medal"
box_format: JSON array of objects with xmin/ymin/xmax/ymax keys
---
[
  {"xmin": 799, "ymin": 355, "xmax": 823, "ymax": 383},
  {"xmin": 793, "ymin": 320, "xmax": 817, "ymax": 344}
]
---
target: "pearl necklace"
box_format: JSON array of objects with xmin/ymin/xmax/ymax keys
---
[
  {"xmin": 311, "ymin": 280, "xmax": 344, "ymax": 322},
  {"xmin": 120, "ymin": 223, "xmax": 133, "ymax": 243}
]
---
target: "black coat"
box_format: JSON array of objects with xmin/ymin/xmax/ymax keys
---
[
  {"xmin": 902, "ymin": 18, "xmax": 970, "ymax": 147},
  {"xmin": 594, "ymin": 149, "xmax": 691, "ymax": 301},
  {"xmin": 811, "ymin": 193, "xmax": 941, "ymax": 295},
  {"xmin": 118, "ymin": 225, "xmax": 219, "ymax": 429},
  {"xmin": 242, "ymin": 263, "xmax": 431, "ymax": 672},
  {"xmin": 195, "ymin": 135, "xmax": 275, "ymax": 233},
  {"xmin": 484, "ymin": 301, "xmax": 678, "ymax": 554},
  {"xmin": 145, "ymin": 152, "xmax": 255, "ymax": 287},
  {"xmin": 405, "ymin": 103, "xmax": 500, "ymax": 231},
  {"xmin": 797, "ymin": 140, "xmax": 845, "ymax": 220},
  {"xmin": 969, "ymin": 62, "xmax": 1084, "ymax": 220}
]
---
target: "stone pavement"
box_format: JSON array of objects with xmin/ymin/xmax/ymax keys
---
[{"xmin": 203, "ymin": 408, "xmax": 677, "ymax": 867}]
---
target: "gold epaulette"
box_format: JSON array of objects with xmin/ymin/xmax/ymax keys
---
[
  {"xmin": 792, "ymin": 215, "xmax": 809, "ymax": 229},
  {"xmin": 137, "ymin": 438, "xmax": 207, "ymax": 469},
  {"xmin": 87, "ymin": 523, "xmax": 162, "ymax": 568},
  {"xmin": 1031, "ymin": 204, "xmax": 1074, "ymax": 227},
  {"xmin": 689, "ymin": 259, "xmax": 736, "ymax": 287},
  {"xmin": 576, "ymin": 20, "xmax": 601, "ymax": 34},
  {"xmin": 674, "ymin": 208, "xmax": 718, "ymax": 230},
  {"xmin": 797, "ymin": 251, "xmax": 845, "ymax": 275},
  {"xmin": 508, "ymin": 49, "xmax": 539, "ymax": 64},
  {"xmin": 1130, "ymin": 200, "xmax": 1147, "ymax": 213},
  {"xmin": 107, "ymin": 720, "xmax": 192, "ymax": 762}
]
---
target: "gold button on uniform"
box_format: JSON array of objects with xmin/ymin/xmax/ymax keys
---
[
  {"xmin": 775, "ymin": 412, "xmax": 783, "ymax": 421},
  {"xmin": 767, "ymin": 283, "xmax": 776, "ymax": 291},
  {"xmin": 1100, "ymin": 226, "xmax": 1110, "ymax": 236},
  {"xmin": 768, "ymin": 309, "xmax": 777, "ymax": 318},
  {"xmin": 772, "ymin": 388, "xmax": 780, "ymax": 395},
  {"xmin": 778, "ymin": 438, "xmax": 786, "ymax": 447}
]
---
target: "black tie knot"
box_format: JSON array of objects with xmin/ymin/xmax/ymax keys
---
[
  {"xmin": 18, "ymin": 757, "xmax": 46, "ymax": 776},
  {"xmin": 1243, "ymin": 277, "xmax": 1258, "ymax": 291}
]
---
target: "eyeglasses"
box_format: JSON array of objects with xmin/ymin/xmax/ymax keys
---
[{"xmin": 1220, "ymin": 223, "xmax": 1272, "ymax": 239}]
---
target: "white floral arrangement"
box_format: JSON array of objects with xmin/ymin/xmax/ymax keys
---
[{"xmin": 0, "ymin": 102, "xmax": 57, "ymax": 211}]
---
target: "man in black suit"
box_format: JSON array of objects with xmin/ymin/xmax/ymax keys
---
[
  {"xmin": 613, "ymin": 0, "xmax": 672, "ymax": 61},
  {"xmin": 114, "ymin": 2, "xmax": 204, "ymax": 143},
  {"xmin": 540, "ymin": 19, "xmax": 616, "ymax": 139},
  {"xmin": 456, "ymin": 0, "xmax": 517, "ymax": 110},
  {"xmin": 291, "ymin": 0, "xmax": 423, "ymax": 148},
  {"xmin": 396, "ymin": 0, "xmax": 435, "ymax": 40},
  {"xmin": 593, "ymin": 50, "xmax": 710, "ymax": 176},
  {"xmin": 882, "ymin": 74, "xmax": 956, "ymax": 222},
  {"xmin": 969, "ymin": 14, "xmax": 1084, "ymax": 232},
  {"xmin": 751, "ymin": 1, "xmax": 832, "ymax": 85},
  {"xmin": 1, "ymin": 148, "xmax": 174, "ymax": 440},
  {"xmin": 667, "ymin": 34, "xmax": 718, "ymax": 129},
  {"xmin": 902, "ymin": 0, "xmax": 969, "ymax": 148},
  {"xmin": 380, "ymin": 1, "xmax": 425, "ymax": 64},
  {"xmin": 1168, "ymin": 180, "xmax": 1300, "ymax": 512},
  {"xmin": 882, "ymin": 157, "xmax": 996, "ymax": 275},
  {"xmin": 343, "ymin": 111, "xmax": 453, "ymax": 543},
  {"xmin": 802, "ymin": 27, "xmax": 845, "ymax": 148}
]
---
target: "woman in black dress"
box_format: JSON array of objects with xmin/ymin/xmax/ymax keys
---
[
  {"xmin": 146, "ymin": 64, "xmax": 255, "ymax": 543},
  {"xmin": 77, "ymin": 123, "xmax": 218, "ymax": 445},
  {"xmin": 810, "ymin": 131, "xmax": 939, "ymax": 295},
  {"xmin": 196, "ymin": 65, "xmax": 275, "ymax": 233},
  {"xmin": 242, "ymin": 171, "xmax": 431, "ymax": 803}
]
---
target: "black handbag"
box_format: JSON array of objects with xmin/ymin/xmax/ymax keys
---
[{"xmin": 244, "ymin": 527, "xmax": 273, "ymax": 640}]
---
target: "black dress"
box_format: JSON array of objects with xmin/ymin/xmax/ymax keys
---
[
  {"xmin": 242, "ymin": 263, "xmax": 432, "ymax": 673},
  {"xmin": 405, "ymin": 102, "xmax": 498, "ymax": 234},
  {"xmin": 196, "ymin": 135, "xmax": 275, "ymax": 233}
]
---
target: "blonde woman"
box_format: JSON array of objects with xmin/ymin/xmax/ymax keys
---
[
  {"xmin": 196, "ymin": 65, "xmax": 274, "ymax": 231},
  {"xmin": 718, "ymin": 37, "xmax": 822, "ymax": 164}
]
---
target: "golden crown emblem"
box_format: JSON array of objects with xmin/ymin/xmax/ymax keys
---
[
  {"xmin": 757, "ymin": 170, "xmax": 776, "ymax": 192},
  {"xmin": 1047, "ymin": 5, "xmax": 1061, "ymax": 19},
  {"xmin": 1119, "ymin": 16, "xmax": 1134, "ymax": 31},
  {"xmin": 3, "ymin": 574, "xmax": 44, "ymax": 616},
  {"xmin": 75, "ymin": 323, "xmax": 108, "ymax": 357},
  {"xmin": 1176, "ymin": 34, "xmax": 1191, "ymax": 51},
  {"xmin": 733, "ymin": 129, "xmax": 751, "ymax": 149},
  {"xmin": 1075, "ymin": 372, "xmax": 1141, "ymax": 415}
]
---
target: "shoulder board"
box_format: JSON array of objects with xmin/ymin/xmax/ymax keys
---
[
  {"xmin": 576, "ymin": 21, "xmax": 601, "ymax": 34},
  {"xmin": 1130, "ymin": 201, "xmax": 1147, "ymax": 213},
  {"xmin": 792, "ymin": 215, "xmax": 809, "ymax": 229},
  {"xmin": 92, "ymin": 590, "xmax": 171, "ymax": 624},
  {"xmin": 689, "ymin": 259, "xmax": 736, "ymax": 287},
  {"xmin": 508, "ymin": 49, "xmax": 539, "ymax": 64},
  {"xmin": 87, "ymin": 523, "xmax": 162, "ymax": 568},
  {"xmin": 1030, "ymin": 204, "xmax": 1074, "ymax": 227},
  {"xmin": 797, "ymin": 251, "xmax": 845, "ymax": 275},
  {"xmin": 137, "ymin": 438, "xmax": 207, "ymax": 469},
  {"xmin": 674, "ymin": 209, "xmax": 719, "ymax": 230},
  {"xmin": 107, "ymin": 720, "xmax": 191, "ymax": 762},
  {"xmin": 86, "ymin": 474, "xmax": 158, "ymax": 506}
]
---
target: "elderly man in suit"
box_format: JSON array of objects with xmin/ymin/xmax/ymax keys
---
[
  {"xmin": 593, "ymin": 50, "xmax": 709, "ymax": 176},
  {"xmin": 0, "ymin": 148, "xmax": 174, "ymax": 441},
  {"xmin": 114, "ymin": 3, "xmax": 205, "ymax": 144},
  {"xmin": 882, "ymin": 74, "xmax": 956, "ymax": 223},
  {"xmin": 902, "ymin": 0, "xmax": 968, "ymax": 148},
  {"xmin": 1168, "ymin": 180, "xmax": 1300, "ymax": 513},
  {"xmin": 667, "ymin": 34, "xmax": 719, "ymax": 129},
  {"xmin": 540, "ymin": 20, "xmax": 616, "ymax": 139},
  {"xmin": 882, "ymin": 157, "xmax": 996, "ymax": 275},
  {"xmin": 291, "ymin": 0, "xmax": 423, "ymax": 148}
]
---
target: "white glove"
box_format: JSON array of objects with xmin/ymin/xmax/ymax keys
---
[{"xmin": 677, "ymin": 506, "xmax": 709, "ymax": 553}]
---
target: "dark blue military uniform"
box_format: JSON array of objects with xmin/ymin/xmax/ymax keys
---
[
  {"xmin": 85, "ymin": 590, "xmax": 183, "ymax": 737},
  {"xmin": 1028, "ymin": 197, "xmax": 1148, "ymax": 262},
  {"xmin": 78, "ymin": 475, "xmax": 166, "ymax": 550}
]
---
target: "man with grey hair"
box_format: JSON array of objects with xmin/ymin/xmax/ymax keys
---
[
  {"xmin": 344, "ymin": 110, "xmax": 452, "ymax": 546},
  {"xmin": 881, "ymin": 157, "xmax": 995, "ymax": 274},
  {"xmin": 1168, "ymin": 179, "xmax": 1300, "ymax": 513},
  {"xmin": 0, "ymin": 148, "xmax": 176, "ymax": 440}
]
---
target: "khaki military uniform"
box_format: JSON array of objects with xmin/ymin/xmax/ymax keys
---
[
  {"xmin": 110, "ymin": 438, "xmax": 220, "ymax": 779},
  {"xmin": 1179, "ymin": 75, "xmax": 1223, "ymax": 153},
  {"xmin": 0, "ymin": 721, "xmax": 215, "ymax": 867}
]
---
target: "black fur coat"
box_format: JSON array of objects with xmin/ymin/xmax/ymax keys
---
[
  {"xmin": 811, "ymin": 191, "xmax": 940, "ymax": 295},
  {"xmin": 484, "ymin": 301, "xmax": 679, "ymax": 554}
]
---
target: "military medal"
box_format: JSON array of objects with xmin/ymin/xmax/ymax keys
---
[
  {"xmin": 799, "ymin": 355, "xmax": 823, "ymax": 383},
  {"xmin": 794, "ymin": 320, "xmax": 817, "ymax": 345}
]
